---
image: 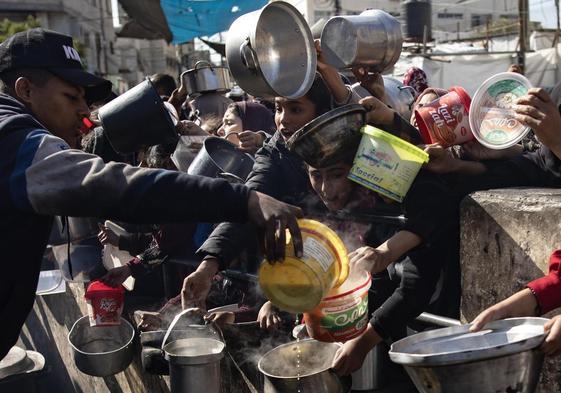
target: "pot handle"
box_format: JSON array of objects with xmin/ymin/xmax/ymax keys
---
[
  {"xmin": 240, "ymin": 38, "xmax": 259, "ymax": 72},
  {"xmin": 194, "ymin": 60, "xmax": 213, "ymax": 70}
]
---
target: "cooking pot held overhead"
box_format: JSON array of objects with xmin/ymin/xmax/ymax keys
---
[
  {"xmin": 182, "ymin": 61, "xmax": 231, "ymax": 97},
  {"xmin": 226, "ymin": 1, "xmax": 317, "ymax": 99}
]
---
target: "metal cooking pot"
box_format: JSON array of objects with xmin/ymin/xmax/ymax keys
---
[
  {"xmin": 351, "ymin": 76, "xmax": 415, "ymax": 120},
  {"xmin": 161, "ymin": 309, "xmax": 225, "ymax": 393},
  {"xmin": 286, "ymin": 104, "xmax": 366, "ymax": 168},
  {"xmin": 99, "ymin": 78, "xmax": 178, "ymax": 154},
  {"xmin": 182, "ymin": 61, "xmax": 231, "ymax": 97},
  {"xmin": 226, "ymin": 1, "xmax": 317, "ymax": 99},
  {"xmin": 258, "ymin": 339, "xmax": 351, "ymax": 393},
  {"xmin": 390, "ymin": 317, "xmax": 549, "ymax": 393},
  {"xmin": 320, "ymin": 10, "xmax": 402, "ymax": 72},
  {"xmin": 187, "ymin": 137, "xmax": 255, "ymax": 181},
  {"xmin": 68, "ymin": 316, "xmax": 134, "ymax": 377}
]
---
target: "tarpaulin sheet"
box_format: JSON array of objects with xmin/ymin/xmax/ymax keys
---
[
  {"xmin": 118, "ymin": 0, "xmax": 266, "ymax": 44},
  {"xmin": 161, "ymin": 0, "xmax": 267, "ymax": 44}
]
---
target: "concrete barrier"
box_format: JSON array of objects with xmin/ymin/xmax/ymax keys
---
[{"xmin": 460, "ymin": 188, "xmax": 561, "ymax": 393}]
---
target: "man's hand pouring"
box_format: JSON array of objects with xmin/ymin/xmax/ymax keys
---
[{"xmin": 248, "ymin": 191, "xmax": 304, "ymax": 262}]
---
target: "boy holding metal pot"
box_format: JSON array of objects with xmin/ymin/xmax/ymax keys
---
[
  {"xmin": 285, "ymin": 96, "xmax": 458, "ymax": 375},
  {"xmin": 0, "ymin": 28, "xmax": 303, "ymax": 361}
]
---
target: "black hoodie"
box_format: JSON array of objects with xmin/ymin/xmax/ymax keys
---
[{"xmin": 0, "ymin": 93, "xmax": 252, "ymax": 359}]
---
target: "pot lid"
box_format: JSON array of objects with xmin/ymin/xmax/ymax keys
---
[
  {"xmin": 389, "ymin": 317, "xmax": 548, "ymax": 367},
  {"xmin": 0, "ymin": 346, "xmax": 45, "ymax": 380}
]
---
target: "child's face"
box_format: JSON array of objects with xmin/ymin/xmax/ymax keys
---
[{"xmin": 308, "ymin": 163, "xmax": 354, "ymax": 212}]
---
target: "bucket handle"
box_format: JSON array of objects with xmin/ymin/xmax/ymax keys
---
[
  {"xmin": 240, "ymin": 38, "xmax": 259, "ymax": 72},
  {"xmin": 194, "ymin": 60, "xmax": 214, "ymax": 70},
  {"xmin": 161, "ymin": 308, "xmax": 206, "ymax": 350}
]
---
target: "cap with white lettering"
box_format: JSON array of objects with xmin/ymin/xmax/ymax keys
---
[{"xmin": 0, "ymin": 28, "xmax": 112, "ymax": 103}]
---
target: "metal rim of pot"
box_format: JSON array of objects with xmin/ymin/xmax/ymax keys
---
[
  {"xmin": 287, "ymin": 104, "xmax": 366, "ymax": 147},
  {"xmin": 389, "ymin": 317, "xmax": 549, "ymax": 367},
  {"xmin": 99, "ymin": 78, "xmax": 178, "ymax": 154},
  {"xmin": 225, "ymin": 1, "xmax": 317, "ymax": 99},
  {"xmin": 187, "ymin": 136, "xmax": 255, "ymax": 181},
  {"xmin": 163, "ymin": 337, "xmax": 225, "ymax": 366},
  {"xmin": 258, "ymin": 338, "xmax": 342, "ymax": 379},
  {"xmin": 286, "ymin": 104, "xmax": 366, "ymax": 158},
  {"xmin": 68, "ymin": 316, "xmax": 135, "ymax": 356}
]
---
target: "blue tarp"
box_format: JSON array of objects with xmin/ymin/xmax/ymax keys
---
[{"xmin": 161, "ymin": 0, "xmax": 268, "ymax": 44}]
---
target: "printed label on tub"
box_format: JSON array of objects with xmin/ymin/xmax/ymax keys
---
[
  {"xmin": 303, "ymin": 236, "xmax": 334, "ymax": 272},
  {"xmin": 349, "ymin": 135, "xmax": 423, "ymax": 203},
  {"xmin": 320, "ymin": 295, "xmax": 368, "ymax": 333}
]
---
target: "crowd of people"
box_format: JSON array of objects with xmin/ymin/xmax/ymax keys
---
[{"xmin": 1, "ymin": 25, "xmax": 561, "ymax": 380}]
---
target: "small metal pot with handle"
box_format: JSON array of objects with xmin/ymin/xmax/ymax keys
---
[
  {"xmin": 181, "ymin": 61, "xmax": 231, "ymax": 97},
  {"xmin": 320, "ymin": 10, "xmax": 402, "ymax": 72},
  {"xmin": 161, "ymin": 309, "xmax": 225, "ymax": 393},
  {"xmin": 226, "ymin": 1, "xmax": 317, "ymax": 99}
]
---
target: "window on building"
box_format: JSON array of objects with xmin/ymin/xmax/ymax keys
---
[
  {"xmin": 437, "ymin": 13, "xmax": 463, "ymax": 19},
  {"xmin": 471, "ymin": 14, "xmax": 492, "ymax": 28}
]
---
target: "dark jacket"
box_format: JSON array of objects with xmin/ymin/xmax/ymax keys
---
[
  {"xmin": 0, "ymin": 93, "xmax": 251, "ymax": 359},
  {"xmin": 197, "ymin": 132, "xmax": 318, "ymax": 269}
]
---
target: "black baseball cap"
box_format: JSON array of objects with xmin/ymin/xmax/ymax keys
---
[{"xmin": 0, "ymin": 28, "xmax": 112, "ymax": 103}]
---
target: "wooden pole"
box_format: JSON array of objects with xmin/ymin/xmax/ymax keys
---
[
  {"xmin": 554, "ymin": 0, "xmax": 560, "ymax": 47},
  {"xmin": 518, "ymin": 0, "xmax": 528, "ymax": 72}
]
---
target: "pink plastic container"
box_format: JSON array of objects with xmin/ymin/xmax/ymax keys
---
[
  {"xmin": 84, "ymin": 280, "xmax": 124, "ymax": 327},
  {"xmin": 415, "ymin": 86, "xmax": 473, "ymax": 147}
]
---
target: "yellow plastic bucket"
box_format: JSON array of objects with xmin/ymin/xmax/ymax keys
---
[
  {"xmin": 348, "ymin": 125, "xmax": 429, "ymax": 203},
  {"xmin": 259, "ymin": 219, "xmax": 349, "ymax": 313}
]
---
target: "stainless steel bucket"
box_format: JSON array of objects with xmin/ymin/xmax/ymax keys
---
[
  {"xmin": 187, "ymin": 136, "xmax": 255, "ymax": 181},
  {"xmin": 163, "ymin": 337, "xmax": 225, "ymax": 393},
  {"xmin": 226, "ymin": 1, "xmax": 317, "ymax": 99},
  {"xmin": 320, "ymin": 10, "xmax": 402, "ymax": 72},
  {"xmin": 68, "ymin": 316, "xmax": 134, "ymax": 377}
]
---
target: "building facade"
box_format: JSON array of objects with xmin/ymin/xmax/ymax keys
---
[
  {"xmin": 0, "ymin": 0, "xmax": 118, "ymax": 77},
  {"xmin": 284, "ymin": 0, "xmax": 519, "ymax": 41}
]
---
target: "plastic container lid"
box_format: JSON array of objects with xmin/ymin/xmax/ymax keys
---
[{"xmin": 469, "ymin": 72, "xmax": 532, "ymax": 150}]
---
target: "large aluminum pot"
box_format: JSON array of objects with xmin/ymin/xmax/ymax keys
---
[
  {"xmin": 286, "ymin": 104, "xmax": 366, "ymax": 168},
  {"xmin": 99, "ymin": 78, "xmax": 178, "ymax": 154},
  {"xmin": 320, "ymin": 10, "xmax": 402, "ymax": 72},
  {"xmin": 187, "ymin": 137, "xmax": 255, "ymax": 182},
  {"xmin": 226, "ymin": 1, "xmax": 317, "ymax": 99},
  {"xmin": 258, "ymin": 339, "xmax": 351, "ymax": 393},
  {"xmin": 68, "ymin": 316, "xmax": 134, "ymax": 377},
  {"xmin": 389, "ymin": 317, "xmax": 548, "ymax": 393},
  {"xmin": 182, "ymin": 61, "xmax": 231, "ymax": 96},
  {"xmin": 351, "ymin": 76, "xmax": 415, "ymax": 120}
]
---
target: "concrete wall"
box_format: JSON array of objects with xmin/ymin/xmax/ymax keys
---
[{"xmin": 460, "ymin": 188, "xmax": 561, "ymax": 393}]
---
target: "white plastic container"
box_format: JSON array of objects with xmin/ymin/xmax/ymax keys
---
[{"xmin": 469, "ymin": 72, "xmax": 532, "ymax": 150}]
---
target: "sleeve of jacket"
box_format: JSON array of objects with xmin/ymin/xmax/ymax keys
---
[
  {"xmin": 9, "ymin": 130, "xmax": 250, "ymax": 223},
  {"xmin": 196, "ymin": 145, "xmax": 281, "ymax": 269},
  {"xmin": 526, "ymin": 250, "xmax": 561, "ymax": 314}
]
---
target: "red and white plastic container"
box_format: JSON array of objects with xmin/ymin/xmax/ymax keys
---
[
  {"xmin": 84, "ymin": 280, "xmax": 124, "ymax": 327},
  {"xmin": 415, "ymin": 86, "xmax": 473, "ymax": 147},
  {"xmin": 303, "ymin": 271, "xmax": 371, "ymax": 343}
]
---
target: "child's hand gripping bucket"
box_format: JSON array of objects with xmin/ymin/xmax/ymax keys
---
[
  {"xmin": 348, "ymin": 125, "xmax": 429, "ymax": 203},
  {"xmin": 303, "ymin": 270, "xmax": 372, "ymax": 343},
  {"xmin": 415, "ymin": 86, "xmax": 473, "ymax": 147},
  {"xmin": 259, "ymin": 219, "xmax": 349, "ymax": 313}
]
